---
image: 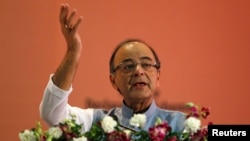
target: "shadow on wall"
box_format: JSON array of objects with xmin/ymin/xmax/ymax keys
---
[
  {"xmin": 84, "ymin": 98, "xmax": 188, "ymax": 112},
  {"xmin": 83, "ymin": 89, "xmax": 189, "ymax": 112}
]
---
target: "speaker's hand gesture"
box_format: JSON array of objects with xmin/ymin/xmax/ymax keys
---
[{"xmin": 59, "ymin": 4, "xmax": 82, "ymax": 53}]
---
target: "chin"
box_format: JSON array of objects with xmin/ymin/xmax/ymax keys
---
[{"xmin": 130, "ymin": 92, "xmax": 152, "ymax": 100}]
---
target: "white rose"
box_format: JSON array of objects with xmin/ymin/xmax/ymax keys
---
[
  {"xmin": 19, "ymin": 130, "xmax": 36, "ymax": 141},
  {"xmin": 129, "ymin": 114, "xmax": 146, "ymax": 128},
  {"xmin": 101, "ymin": 116, "xmax": 117, "ymax": 133},
  {"xmin": 123, "ymin": 129, "xmax": 132, "ymax": 137},
  {"xmin": 47, "ymin": 127, "xmax": 63, "ymax": 139},
  {"xmin": 73, "ymin": 136, "xmax": 88, "ymax": 141},
  {"xmin": 183, "ymin": 117, "xmax": 201, "ymax": 133}
]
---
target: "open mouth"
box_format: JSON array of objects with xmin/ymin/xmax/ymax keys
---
[{"xmin": 133, "ymin": 82, "xmax": 147, "ymax": 87}]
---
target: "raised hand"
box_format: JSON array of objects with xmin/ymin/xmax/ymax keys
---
[
  {"xmin": 59, "ymin": 4, "xmax": 83, "ymax": 53},
  {"xmin": 52, "ymin": 4, "xmax": 83, "ymax": 90}
]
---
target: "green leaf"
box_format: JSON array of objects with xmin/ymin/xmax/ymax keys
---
[
  {"xmin": 130, "ymin": 130, "xmax": 150, "ymax": 141},
  {"xmin": 84, "ymin": 123, "xmax": 107, "ymax": 141}
]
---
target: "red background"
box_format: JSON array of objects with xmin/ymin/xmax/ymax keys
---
[{"xmin": 0, "ymin": 0, "xmax": 249, "ymax": 140}]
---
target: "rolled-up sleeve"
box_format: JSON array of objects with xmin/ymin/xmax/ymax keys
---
[{"xmin": 39, "ymin": 74, "xmax": 94, "ymax": 132}]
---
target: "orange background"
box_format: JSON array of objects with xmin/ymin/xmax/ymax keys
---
[{"xmin": 1, "ymin": 0, "xmax": 250, "ymax": 140}]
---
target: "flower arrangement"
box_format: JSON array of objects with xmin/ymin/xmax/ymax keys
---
[{"xmin": 19, "ymin": 102, "xmax": 211, "ymax": 141}]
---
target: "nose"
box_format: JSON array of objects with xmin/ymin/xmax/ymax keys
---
[{"xmin": 133, "ymin": 64, "xmax": 145, "ymax": 76}]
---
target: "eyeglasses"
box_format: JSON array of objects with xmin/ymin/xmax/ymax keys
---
[{"xmin": 112, "ymin": 60, "xmax": 159, "ymax": 73}]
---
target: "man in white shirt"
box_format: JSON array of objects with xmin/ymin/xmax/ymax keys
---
[{"xmin": 40, "ymin": 3, "xmax": 185, "ymax": 133}]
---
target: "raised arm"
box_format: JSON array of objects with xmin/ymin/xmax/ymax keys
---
[
  {"xmin": 40, "ymin": 4, "xmax": 96, "ymax": 128},
  {"xmin": 52, "ymin": 4, "xmax": 83, "ymax": 90}
]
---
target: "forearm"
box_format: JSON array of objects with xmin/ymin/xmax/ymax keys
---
[{"xmin": 52, "ymin": 50, "xmax": 81, "ymax": 90}]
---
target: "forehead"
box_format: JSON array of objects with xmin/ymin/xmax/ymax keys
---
[{"xmin": 114, "ymin": 41, "xmax": 155, "ymax": 64}]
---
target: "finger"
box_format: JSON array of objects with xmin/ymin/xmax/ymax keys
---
[
  {"xmin": 67, "ymin": 9, "xmax": 77, "ymax": 27},
  {"xmin": 59, "ymin": 4, "xmax": 65, "ymax": 23},
  {"xmin": 59, "ymin": 4, "xmax": 69, "ymax": 24},
  {"xmin": 72, "ymin": 16, "xmax": 83, "ymax": 32}
]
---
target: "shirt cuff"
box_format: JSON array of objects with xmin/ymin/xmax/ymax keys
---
[{"xmin": 47, "ymin": 74, "xmax": 73, "ymax": 98}]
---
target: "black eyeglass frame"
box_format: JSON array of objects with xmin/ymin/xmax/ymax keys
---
[{"xmin": 112, "ymin": 61, "xmax": 160, "ymax": 73}]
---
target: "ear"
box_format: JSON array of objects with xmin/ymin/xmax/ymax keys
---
[{"xmin": 109, "ymin": 73, "xmax": 119, "ymax": 91}]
